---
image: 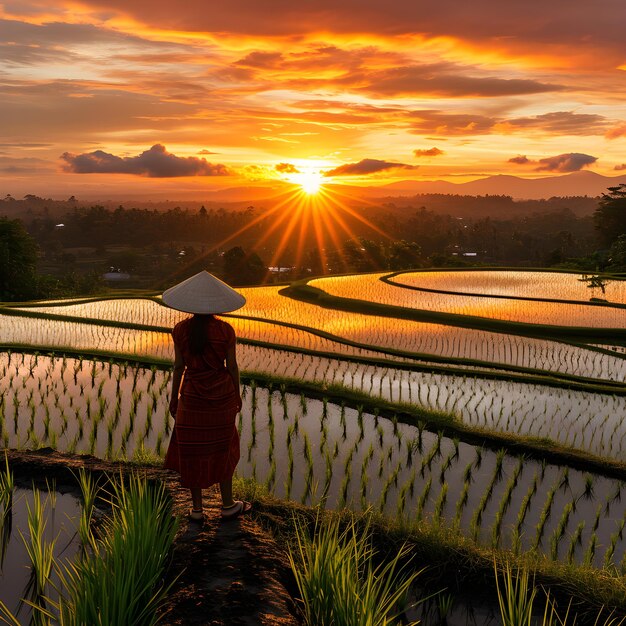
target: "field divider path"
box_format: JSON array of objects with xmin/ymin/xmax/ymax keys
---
[{"xmin": 4, "ymin": 448, "xmax": 298, "ymax": 625}]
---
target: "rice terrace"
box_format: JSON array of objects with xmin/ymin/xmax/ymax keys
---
[
  {"xmin": 2, "ymin": 265, "xmax": 626, "ymax": 624},
  {"xmin": 4, "ymin": 0, "xmax": 626, "ymax": 621}
]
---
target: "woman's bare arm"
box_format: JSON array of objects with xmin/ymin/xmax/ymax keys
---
[
  {"xmin": 169, "ymin": 343, "xmax": 185, "ymax": 418},
  {"xmin": 225, "ymin": 342, "xmax": 242, "ymax": 409}
]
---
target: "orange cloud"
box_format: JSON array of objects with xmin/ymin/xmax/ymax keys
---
[
  {"xmin": 275, "ymin": 162, "xmax": 300, "ymax": 173},
  {"xmin": 508, "ymin": 155, "xmax": 531, "ymax": 165},
  {"xmin": 414, "ymin": 147, "xmax": 444, "ymax": 157},
  {"xmin": 606, "ymin": 124, "xmax": 626, "ymax": 139}
]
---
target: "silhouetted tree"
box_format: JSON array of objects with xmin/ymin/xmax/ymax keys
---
[
  {"xmin": 594, "ymin": 184, "xmax": 626, "ymax": 247},
  {"xmin": 0, "ymin": 217, "xmax": 39, "ymax": 300},
  {"xmin": 222, "ymin": 246, "xmax": 266, "ymax": 285},
  {"xmin": 388, "ymin": 241, "xmax": 422, "ymax": 270},
  {"xmin": 607, "ymin": 234, "xmax": 626, "ymax": 271}
]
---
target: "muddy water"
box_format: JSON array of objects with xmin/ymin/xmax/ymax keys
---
[{"xmin": 0, "ymin": 488, "xmax": 82, "ymax": 619}]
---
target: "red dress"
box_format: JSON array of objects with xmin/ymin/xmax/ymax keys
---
[{"xmin": 164, "ymin": 317, "xmax": 241, "ymax": 488}]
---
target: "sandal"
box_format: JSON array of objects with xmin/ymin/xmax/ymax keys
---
[
  {"xmin": 189, "ymin": 508, "xmax": 204, "ymax": 522},
  {"xmin": 221, "ymin": 500, "xmax": 252, "ymax": 521}
]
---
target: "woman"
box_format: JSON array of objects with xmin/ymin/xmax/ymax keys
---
[{"xmin": 162, "ymin": 271, "xmax": 251, "ymax": 521}]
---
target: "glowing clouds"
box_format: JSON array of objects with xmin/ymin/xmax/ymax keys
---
[
  {"xmin": 60, "ymin": 144, "xmax": 231, "ymax": 177},
  {"xmin": 323, "ymin": 159, "xmax": 417, "ymax": 177},
  {"xmin": 507, "ymin": 152, "xmax": 598, "ymax": 173},
  {"xmin": 275, "ymin": 162, "xmax": 301, "ymax": 174},
  {"xmin": 414, "ymin": 147, "xmax": 444, "ymax": 157}
]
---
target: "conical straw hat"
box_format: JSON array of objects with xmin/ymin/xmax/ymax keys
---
[{"xmin": 162, "ymin": 271, "xmax": 246, "ymax": 314}]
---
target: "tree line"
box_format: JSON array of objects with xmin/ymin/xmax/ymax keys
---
[{"xmin": 1, "ymin": 185, "xmax": 625, "ymax": 300}]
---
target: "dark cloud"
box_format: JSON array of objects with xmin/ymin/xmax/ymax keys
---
[
  {"xmin": 198, "ymin": 149, "xmax": 218, "ymax": 154},
  {"xmin": 323, "ymin": 158, "xmax": 417, "ymax": 177},
  {"xmin": 414, "ymin": 147, "xmax": 443, "ymax": 157},
  {"xmin": 60, "ymin": 144, "xmax": 230, "ymax": 177},
  {"xmin": 63, "ymin": 0, "xmax": 626, "ymax": 61},
  {"xmin": 614, "ymin": 164, "xmax": 626, "ymax": 171},
  {"xmin": 502, "ymin": 111, "xmax": 608, "ymax": 135},
  {"xmin": 409, "ymin": 110, "xmax": 610, "ymax": 137},
  {"xmin": 0, "ymin": 18, "xmax": 186, "ymax": 66},
  {"xmin": 535, "ymin": 153, "xmax": 597, "ymax": 173},
  {"xmin": 509, "ymin": 155, "xmax": 531, "ymax": 164},
  {"xmin": 409, "ymin": 110, "xmax": 498, "ymax": 136},
  {"xmin": 352, "ymin": 65, "xmax": 562, "ymax": 98},
  {"xmin": 275, "ymin": 162, "xmax": 300, "ymax": 173}
]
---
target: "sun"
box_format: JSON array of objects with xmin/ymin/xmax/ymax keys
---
[{"xmin": 293, "ymin": 171, "xmax": 324, "ymax": 194}]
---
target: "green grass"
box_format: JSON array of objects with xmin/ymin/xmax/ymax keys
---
[
  {"xmin": 238, "ymin": 485, "xmax": 626, "ymax": 623},
  {"xmin": 287, "ymin": 513, "xmax": 424, "ymax": 626}
]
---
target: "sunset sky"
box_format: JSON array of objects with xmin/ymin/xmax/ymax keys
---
[{"xmin": 2, "ymin": 0, "xmax": 626, "ymax": 199}]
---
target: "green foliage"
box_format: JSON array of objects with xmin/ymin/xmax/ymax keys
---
[
  {"xmin": 0, "ymin": 217, "xmax": 39, "ymax": 301},
  {"xmin": 288, "ymin": 514, "xmax": 423, "ymax": 626},
  {"xmin": 494, "ymin": 561, "xmax": 537, "ymax": 626},
  {"xmin": 51, "ymin": 473, "xmax": 178, "ymax": 626},
  {"xmin": 222, "ymin": 246, "xmax": 266, "ymax": 286},
  {"xmin": 594, "ymin": 185, "xmax": 626, "ymax": 248}
]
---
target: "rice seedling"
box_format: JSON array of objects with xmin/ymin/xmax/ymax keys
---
[
  {"xmin": 379, "ymin": 462, "xmax": 401, "ymax": 513},
  {"xmin": 0, "ymin": 454, "xmax": 14, "ymax": 568},
  {"xmin": 532, "ymin": 478, "xmax": 561, "ymax": 552},
  {"xmin": 339, "ymin": 446, "xmax": 356, "ymax": 508},
  {"xmin": 41, "ymin": 473, "xmax": 179, "ymax": 626},
  {"xmin": 415, "ymin": 477, "xmax": 432, "ymax": 521},
  {"xmin": 302, "ymin": 432, "xmax": 314, "ymax": 504},
  {"xmin": 566, "ymin": 521, "xmax": 586, "ymax": 565},
  {"xmin": 266, "ymin": 457, "xmax": 277, "ymax": 491},
  {"xmin": 20, "ymin": 487, "xmax": 55, "ymax": 612},
  {"xmin": 494, "ymin": 561, "xmax": 537, "ymax": 626},
  {"xmin": 320, "ymin": 451, "xmax": 333, "ymax": 504},
  {"xmin": 432, "ymin": 482, "xmax": 448, "ymax": 527},
  {"xmin": 396, "ymin": 469, "xmax": 416, "ymax": 518},
  {"xmin": 550, "ymin": 502, "xmax": 574, "ymax": 560},
  {"xmin": 471, "ymin": 458, "xmax": 505, "ymax": 542},
  {"xmin": 492, "ymin": 459, "xmax": 524, "ymax": 548},
  {"xmin": 604, "ymin": 512, "xmax": 626, "ymax": 569},
  {"xmin": 583, "ymin": 533, "xmax": 598, "ymax": 566},
  {"xmin": 287, "ymin": 514, "xmax": 423, "ymax": 626}
]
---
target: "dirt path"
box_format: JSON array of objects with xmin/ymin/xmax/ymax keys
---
[{"xmin": 6, "ymin": 449, "xmax": 299, "ymax": 626}]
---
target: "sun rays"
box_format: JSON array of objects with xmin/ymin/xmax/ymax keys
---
[
  {"xmin": 170, "ymin": 183, "xmax": 394, "ymax": 281},
  {"xmin": 290, "ymin": 171, "xmax": 324, "ymax": 195}
]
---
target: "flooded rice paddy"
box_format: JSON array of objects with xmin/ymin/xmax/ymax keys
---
[
  {"xmin": 388, "ymin": 270, "xmax": 626, "ymax": 304},
  {"xmin": 5, "ymin": 298, "xmax": 626, "ymax": 382},
  {"xmin": 2, "ymin": 353, "xmax": 625, "ymax": 462},
  {"xmin": 1, "ymin": 352, "xmax": 625, "ymax": 571},
  {"xmin": 310, "ymin": 273, "xmax": 626, "ymax": 328}
]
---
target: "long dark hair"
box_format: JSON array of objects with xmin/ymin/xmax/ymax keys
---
[{"xmin": 189, "ymin": 314, "xmax": 213, "ymax": 354}]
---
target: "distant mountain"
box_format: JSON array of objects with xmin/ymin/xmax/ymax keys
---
[
  {"xmin": 202, "ymin": 183, "xmax": 293, "ymax": 202},
  {"xmin": 369, "ymin": 171, "xmax": 626, "ymax": 200}
]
